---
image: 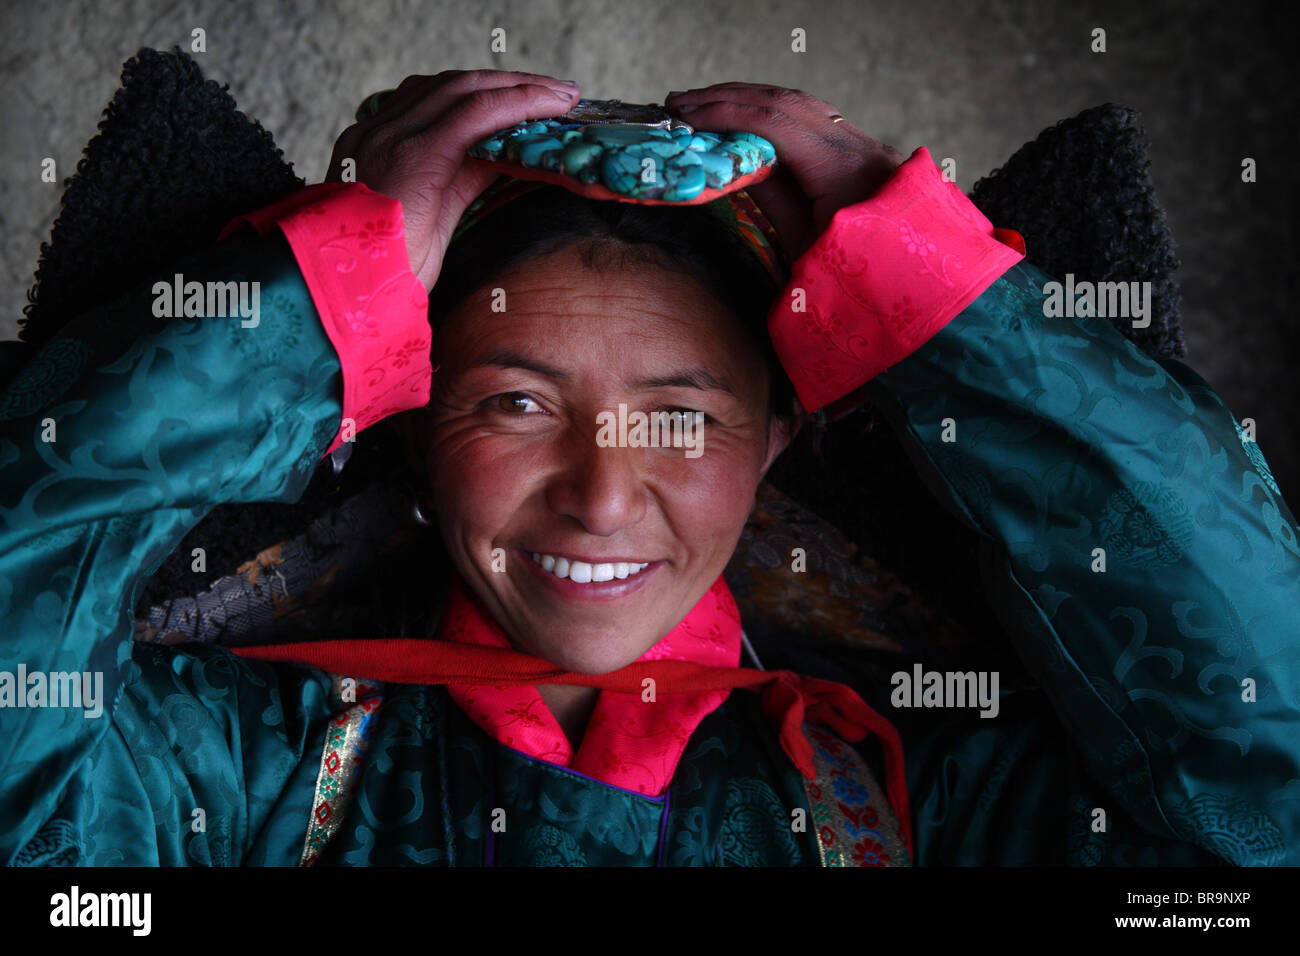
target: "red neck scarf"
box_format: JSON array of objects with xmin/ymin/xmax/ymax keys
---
[
  {"xmin": 437, "ymin": 571, "xmax": 738, "ymax": 796},
  {"xmin": 232, "ymin": 570, "xmax": 912, "ymax": 851}
]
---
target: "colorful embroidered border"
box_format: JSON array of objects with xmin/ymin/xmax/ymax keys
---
[
  {"xmin": 804, "ymin": 723, "xmax": 912, "ymax": 867},
  {"xmin": 299, "ymin": 674, "xmax": 385, "ymax": 866},
  {"xmin": 712, "ymin": 185, "xmax": 789, "ymax": 283}
]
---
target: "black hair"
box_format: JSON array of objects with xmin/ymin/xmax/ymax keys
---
[{"xmin": 425, "ymin": 184, "xmax": 797, "ymax": 421}]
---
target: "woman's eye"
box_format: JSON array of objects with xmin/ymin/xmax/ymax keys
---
[
  {"xmin": 659, "ymin": 407, "xmax": 711, "ymax": 426},
  {"xmin": 492, "ymin": 392, "xmax": 544, "ymax": 414}
]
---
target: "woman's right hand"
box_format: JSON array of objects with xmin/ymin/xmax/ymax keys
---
[{"xmin": 327, "ymin": 70, "xmax": 581, "ymax": 292}]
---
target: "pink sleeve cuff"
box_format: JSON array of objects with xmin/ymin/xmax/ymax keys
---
[
  {"xmin": 218, "ymin": 182, "xmax": 432, "ymax": 457},
  {"xmin": 766, "ymin": 146, "xmax": 1026, "ymax": 413}
]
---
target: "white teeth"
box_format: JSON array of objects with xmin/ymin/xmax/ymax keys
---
[{"xmin": 529, "ymin": 552, "xmax": 650, "ymax": 584}]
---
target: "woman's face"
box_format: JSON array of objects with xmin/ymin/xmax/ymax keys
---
[{"xmin": 405, "ymin": 242, "xmax": 794, "ymax": 674}]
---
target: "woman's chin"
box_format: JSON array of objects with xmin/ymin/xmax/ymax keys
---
[{"xmin": 509, "ymin": 620, "xmax": 663, "ymax": 675}]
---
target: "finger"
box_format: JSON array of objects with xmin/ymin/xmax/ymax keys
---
[
  {"xmin": 667, "ymin": 91, "xmax": 874, "ymax": 157},
  {"xmin": 334, "ymin": 70, "xmax": 577, "ymax": 170},
  {"xmin": 329, "ymin": 75, "xmax": 449, "ymax": 180},
  {"xmin": 666, "ymin": 83, "xmax": 843, "ymax": 127},
  {"xmin": 419, "ymin": 161, "xmax": 505, "ymax": 287},
  {"xmin": 367, "ymin": 82, "xmax": 578, "ymax": 211},
  {"xmin": 661, "ymin": 99, "xmax": 859, "ymax": 199},
  {"xmin": 398, "ymin": 83, "xmax": 580, "ymax": 182},
  {"xmin": 358, "ymin": 82, "xmax": 578, "ymax": 183},
  {"xmin": 327, "ymin": 123, "xmax": 366, "ymax": 180},
  {"xmin": 370, "ymin": 70, "xmax": 577, "ymax": 137},
  {"xmin": 744, "ymin": 164, "xmax": 820, "ymax": 261}
]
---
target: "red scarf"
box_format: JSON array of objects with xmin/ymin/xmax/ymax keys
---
[
  {"xmin": 232, "ymin": 571, "xmax": 913, "ymax": 852},
  {"xmin": 438, "ymin": 572, "xmax": 738, "ymax": 796}
]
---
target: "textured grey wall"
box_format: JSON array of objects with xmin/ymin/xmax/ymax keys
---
[{"xmin": 2, "ymin": 0, "xmax": 1295, "ymax": 499}]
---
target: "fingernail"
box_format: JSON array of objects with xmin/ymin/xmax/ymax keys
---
[
  {"xmin": 677, "ymin": 103, "xmax": 698, "ymax": 113},
  {"xmin": 559, "ymin": 79, "xmax": 578, "ymax": 86},
  {"xmin": 552, "ymin": 88, "xmax": 574, "ymax": 101},
  {"xmin": 666, "ymin": 90, "xmax": 686, "ymax": 97}
]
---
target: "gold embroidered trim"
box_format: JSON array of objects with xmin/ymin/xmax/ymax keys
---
[
  {"xmin": 299, "ymin": 674, "xmax": 385, "ymax": 866},
  {"xmin": 803, "ymin": 722, "xmax": 911, "ymax": 867}
]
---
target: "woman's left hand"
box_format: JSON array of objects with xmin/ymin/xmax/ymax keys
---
[{"xmin": 665, "ymin": 84, "xmax": 905, "ymax": 263}]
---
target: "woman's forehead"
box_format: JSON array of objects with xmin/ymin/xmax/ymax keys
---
[{"xmin": 439, "ymin": 246, "xmax": 765, "ymax": 376}]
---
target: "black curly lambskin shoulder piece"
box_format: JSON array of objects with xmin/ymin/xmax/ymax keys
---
[
  {"xmin": 969, "ymin": 101, "xmax": 1185, "ymax": 360},
  {"xmin": 19, "ymin": 45, "xmax": 305, "ymax": 352},
  {"xmin": 17, "ymin": 47, "xmax": 319, "ymax": 611}
]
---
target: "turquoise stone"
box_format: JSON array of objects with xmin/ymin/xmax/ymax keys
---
[
  {"xmin": 561, "ymin": 141, "xmax": 603, "ymax": 176},
  {"xmin": 628, "ymin": 147, "xmax": 666, "ymax": 186},
  {"xmin": 697, "ymin": 149, "xmax": 737, "ymax": 187},
  {"xmin": 731, "ymin": 132, "xmax": 777, "ymax": 164},
  {"xmin": 601, "ymin": 150, "xmax": 641, "ymax": 194},
  {"xmin": 517, "ymin": 136, "xmax": 564, "ymax": 168},
  {"xmin": 586, "ymin": 125, "xmax": 673, "ymax": 146},
  {"xmin": 463, "ymin": 106, "xmax": 775, "ymax": 201},
  {"xmin": 666, "ymin": 149, "xmax": 703, "ymax": 168},
  {"xmin": 642, "ymin": 139, "xmax": 685, "ymax": 160},
  {"xmin": 663, "ymin": 164, "xmax": 706, "ymax": 201},
  {"xmin": 719, "ymin": 140, "xmax": 759, "ymax": 175}
]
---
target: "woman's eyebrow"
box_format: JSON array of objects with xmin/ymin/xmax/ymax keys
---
[
  {"xmin": 630, "ymin": 368, "xmax": 734, "ymax": 395},
  {"xmin": 470, "ymin": 347, "xmax": 570, "ymax": 381},
  {"xmin": 468, "ymin": 347, "xmax": 734, "ymax": 394}
]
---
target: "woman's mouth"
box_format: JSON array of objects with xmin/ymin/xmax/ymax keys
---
[
  {"xmin": 530, "ymin": 552, "xmax": 651, "ymax": 583},
  {"xmin": 514, "ymin": 548, "xmax": 661, "ymax": 602}
]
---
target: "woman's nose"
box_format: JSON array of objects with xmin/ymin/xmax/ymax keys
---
[{"xmin": 545, "ymin": 431, "xmax": 648, "ymax": 536}]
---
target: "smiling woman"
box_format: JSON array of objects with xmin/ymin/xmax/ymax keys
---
[
  {"xmin": 393, "ymin": 187, "xmax": 802, "ymax": 745},
  {"xmin": 399, "ymin": 186, "xmax": 800, "ymax": 680},
  {"xmin": 5, "ymin": 64, "xmax": 1299, "ymax": 871}
]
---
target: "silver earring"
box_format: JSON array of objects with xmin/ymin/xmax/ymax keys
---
[
  {"xmin": 412, "ymin": 499, "xmax": 432, "ymax": 526},
  {"xmin": 328, "ymin": 442, "xmax": 353, "ymax": 476}
]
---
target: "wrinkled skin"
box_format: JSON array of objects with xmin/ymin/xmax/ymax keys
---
[{"xmin": 398, "ymin": 243, "xmax": 797, "ymax": 739}]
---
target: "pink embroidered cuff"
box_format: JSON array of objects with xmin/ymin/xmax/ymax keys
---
[
  {"xmin": 218, "ymin": 182, "xmax": 432, "ymax": 457},
  {"xmin": 767, "ymin": 146, "xmax": 1026, "ymax": 413}
]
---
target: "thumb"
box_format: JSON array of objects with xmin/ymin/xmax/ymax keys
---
[
  {"xmin": 413, "ymin": 161, "xmax": 503, "ymax": 292},
  {"xmin": 746, "ymin": 166, "xmax": 819, "ymax": 264}
]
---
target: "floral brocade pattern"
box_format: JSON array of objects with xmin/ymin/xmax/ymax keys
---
[
  {"xmin": 719, "ymin": 776, "xmax": 802, "ymax": 865},
  {"xmin": 804, "ymin": 725, "xmax": 910, "ymax": 866},
  {"xmin": 766, "ymin": 146, "xmax": 1025, "ymax": 413},
  {"xmin": 1096, "ymin": 482, "xmax": 1194, "ymax": 570},
  {"xmin": 0, "ymin": 337, "xmax": 94, "ymax": 421},
  {"xmin": 868, "ymin": 258, "xmax": 1300, "ymax": 865},
  {"xmin": 218, "ymin": 182, "xmax": 432, "ymax": 457}
]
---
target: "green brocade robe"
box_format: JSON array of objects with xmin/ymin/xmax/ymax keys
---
[{"xmin": 1, "ymin": 232, "xmax": 1297, "ymax": 866}]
